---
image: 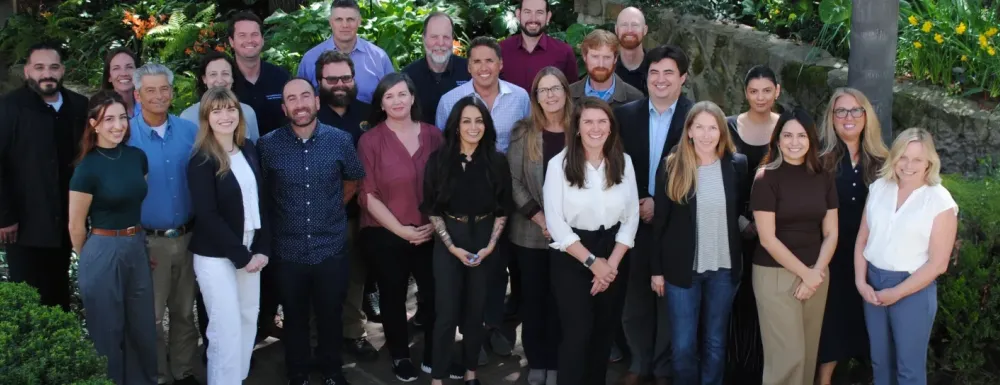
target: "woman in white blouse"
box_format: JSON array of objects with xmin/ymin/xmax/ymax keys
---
[
  {"xmin": 187, "ymin": 88, "xmax": 271, "ymax": 384},
  {"xmin": 543, "ymin": 96, "xmax": 640, "ymax": 385},
  {"xmin": 854, "ymin": 127, "xmax": 957, "ymax": 385}
]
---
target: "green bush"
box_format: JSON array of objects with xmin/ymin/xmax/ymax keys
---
[{"xmin": 0, "ymin": 282, "xmax": 112, "ymax": 385}]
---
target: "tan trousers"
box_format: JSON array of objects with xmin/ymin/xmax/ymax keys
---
[
  {"xmin": 149, "ymin": 233, "xmax": 199, "ymax": 383},
  {"xmin": 753, "ymin": 265, "xmax": 830, "ymax": 385},
  {"xmin": 343, "ymin": 217, "xmax": 368, "ymax": 339}
]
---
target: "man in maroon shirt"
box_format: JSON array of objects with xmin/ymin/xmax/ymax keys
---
[{"xmin": 498, "ymin": 0, "xmax": 580, "ymax": 92}]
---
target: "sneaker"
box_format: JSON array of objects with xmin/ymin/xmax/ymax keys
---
[
  {"xmin": 488, "ymin": 329, "xmax": 513, "ymax": 356},
  {"xmin": 609, "ymin": 342, "xmax": 624, "ymax": 363},
  {"xmin": 479, "ymin": 346, "xmax": 489, "ymax": 366},
  {"xmin": 343, "ymin": 337, "xmax": 379, "ymax": 361},
  {"xmin": 421, "ymin": 362, "xmax": 465, "ymax": 380},
  {"xmin": 392, "ymin": 359, "xmax": 419, "ymax": 382}
]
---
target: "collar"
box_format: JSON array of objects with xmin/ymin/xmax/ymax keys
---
[
  {"xmin": 648, "ymin": 98, "xmax": 678, "ymax": 117},
  {"xmin": 326, "ymin": 37, "xmax": 369, "ymax": 54},
  {"xmin": 466, "ymin": 79, "xmax": 514, "ymax": 98},
  {"xmin": 585, "ymin": 75, "xmax": 616, "ymax": 95},
  {"xmin": 515, "ymin": 33, "xmax": 550, "ymax": 52},
  {"xmin": 422, "ymin": 54, "xmax": 458, "ymax": 75},
  {"xmin": 280, "ymin": 121, "xmax": 334, "ymax": 141},
  {"xmin": 132, "ymin": 111, "xmax": 177, "ymax": 139}
]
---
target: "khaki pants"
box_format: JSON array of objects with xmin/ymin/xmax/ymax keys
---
[
  {"xmin": 342, "ymin": 217, "xmax": 368, "ymax": 339},
  {"xmin": 753, "ymin": 265, "xmax": 829, "ymax": 385},
  {"xmin": 149, "ymin": 233, "xmax": 198, "ymax": 383}
]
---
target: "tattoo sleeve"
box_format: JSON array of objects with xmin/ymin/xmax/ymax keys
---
[
  {"xmin": 487, "ymin": 217, "xmax": 507, "ymax": 250},
  {"xmin": 429, "ymin": 216, "xmax": 454, "ymax": 248}
]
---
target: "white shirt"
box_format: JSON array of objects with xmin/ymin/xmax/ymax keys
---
[
  {"xmin": 230, "ymin": 151, "xmax": 262, "ymax": 247},
  {"xmin": 542, "ymin": 149, "xmax": 641, "ymax": 252},
  {"xmin": 863, "ymin": 177, "xmax": 958, "ymax": 273},
  {"xmin": 151, "ymin": 122, "xmax": 167, "ymax": 138}
]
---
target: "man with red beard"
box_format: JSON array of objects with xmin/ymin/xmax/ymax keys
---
[
  {"xmin": 569, "ymin": 29, "xmax": 644, "ymax": 108},
  {"xmin": 499, "ymin": 0, "xmax": 579, "ymax": 92},
  {"xmin": 614, "ymin": 7, "xmax": 649, "ymax": 96}
]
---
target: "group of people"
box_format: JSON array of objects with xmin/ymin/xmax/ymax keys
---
[{"xmin": 0, "ymin": 1, "xmax": 958, "ymax": 385}]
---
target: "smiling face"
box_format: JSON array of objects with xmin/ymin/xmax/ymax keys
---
[
  {"xmin": 209, "ymin": 102, "xmax": 240, "ymax": 136},
  {"xmin": 895, "ymin": 141, "xmax": 930, "ymax": 185},
  {"xmin": 517, "ymin": 0, "xmax": 551, "ymax": 38},
  {"xmin": 578, "ymin": 107, "xmax": 611, "ymax": 152},
  {"xmin": 468, "ymin": 45, "xmax": 502, "ymax": 90},
  {"xmin": 108, "ymin": 53, "xmax": 136, "ymax": 93},
  {"xmin": 229, "ymin": 20, "xmax": 263, "ymax": 59},
  {"xmin": 281, "ymin": 79, "xmax": 320, "ymax": 127},
  {"xmin": 424, "ymin": 15, "xmax": 453, "ymax": 65},
  {"xmin": 778, "ymin": 119, "xmax": 810, "ymax": 164},
  {"xmin": 459, "ymin": 105, "xmax": 485, "ymax": 147},
  {"xmin": 745, "ymin": 77, "xmax": 779, "ymax": 114},
  {"xmin": 615, "ymin": 7, "xmax": 647, "ymax": 50},
  {"xmin": 319, "ymin": 61, "xmax": 357, "ymax": 107},
  {"xmin": 585, "ymin": 45, "xmax": 616, "ymax": 83},
  {"xmin": 24, "ymin": 49, "xmax": 64, "ymax": 97},
  {"xmin": 380, "ymin": 81, "xmax": 414, "ymax": 121},
  {"xmin": 135, "ymin": 74, "xmax": 173, "ymax": 115},
  {"xmin": 202, "ymin": 58, "xmax": 234, "ymax": 90},
  {"xmin": 330, "ymin": 6, "xmax": 361, "ymax": 45},
  {"xmin": 688, "ymin": 111, "xmax": 721, "ymax": 157},
  {"xmin": 832, "ymin": 94, "xmax": 866, "ymax": 142},
  {"xmin": 647, "ymin": 58, "xmax": 685, "ymax": 101},
  {"xmin": 535, "ymin": 74, "xmax": 566, "ymax": 115},
  {"xmin": 92, "ymin": 102, "xmax": 130, "ymax": 147}
]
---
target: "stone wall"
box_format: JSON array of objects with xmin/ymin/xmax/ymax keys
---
[{"xmin": 583, "ymin": 4, "xmax": 1000, "ymax": 174}]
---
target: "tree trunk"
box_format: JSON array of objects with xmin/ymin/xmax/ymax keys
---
[
  {"xmin": 848, "ymin": 0, "xmax": 898, "ymax": 144},
  {"xmin": 269, "ymin": 0, "xmax": 305, "ymax": 13}
]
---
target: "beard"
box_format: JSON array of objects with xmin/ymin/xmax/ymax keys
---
[
  {"xmin": 320, "ymin": 85, "xmax": 357, "ymax": 108},
  {"xmin": 619, "ymin": 33, "xmax": 643, "ymax": 50},
  {"xmin": 289, "ymin": 107, "xmax": 318, "ymax": 127},
  {"xmin": 588, "ymin": 67, "xmax": 613, "ymax": 83},
  {"xmin": 26, "ymin": 76, "xmax": 62, "ymax": 97},
  {"xmin": 428, "ymin": 50, "xmax": 451, "ymax": 65},
  {"xmin": 519, "ymin": 21, "xmax": 546, "ymax": 37}
]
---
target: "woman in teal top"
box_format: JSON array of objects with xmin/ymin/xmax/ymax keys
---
[{"xmin": 68, "ymin": 90, "xmax": 157, "ymax": 385}]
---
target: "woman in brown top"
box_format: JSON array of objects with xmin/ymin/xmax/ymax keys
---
[
  {"xmin": 357, "ymin": 73, "xmax": 445, "ymax": 381},
  {"xmin": 750, "ymin": 107, "xmax": 839, "ymax": 385}
]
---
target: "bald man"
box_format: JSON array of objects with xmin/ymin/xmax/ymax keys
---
[{"xmin": 614, "ymin": 7, "xmax": 649, "ymax": 95}]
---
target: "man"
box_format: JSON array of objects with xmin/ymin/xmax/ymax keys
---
[
  {"xmin": 297, "ymin": 0, "xmax": 395, "ymax": 104},
  {"xmin": 614, "ymin": 7, "xmax": 649, "ymax": 95},
  {"xmin": 499, "ymin": 0, "xmax": 579, "ymax": 92},
  {"xmin": 230, "ymin": 11, "xmax": 290, "ymax": 138},
  {"xmin": 569, "ymin": 29, "xmax": 644, "ymax": 108},
  {"xmin": 127, "ymin": 63, "xmax": 201, "ymax": 385},
  {"xmin": 402, "ymin": 12, "xmax": 471, "ymax": 126},
  {"xmin": 614, "ymin": 44, "xmax": 694, "ymax": 385},
  {"xmin": 258, "ymin": 78, "xmax": 364, "ymax": 385},
  {"xmin": 0, "ymin": 43, "xmax": 87, "ymax": 312},
  {"xmin": 314, "ymin": 50, "xmax": 379, "ymax": 362}
]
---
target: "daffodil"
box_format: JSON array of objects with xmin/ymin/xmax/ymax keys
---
[
  {"xmin": 922, "ymin": 21, "xmax": 933, "ymax": 33},
  {"xmin": 935, "ymin": 33, "xmax": 944, "ymax": 44},
  {"xmin": 990, "ymin": 47, "xmax": 997, "ymax": 56},
  {"xmin": 987, "ymin": 27, "xmax": 999, "ymax": 37},
  {"xmin": 908, "ymin": 15, "xmax": 919, "ymax": 26},
  {"xmin": 956, "ymin": 22, "xmax": 967, "ymax": 35},
  {"xmin": 914, "ymin": 41, "xmax": 923, "ymax": 49},
  {"xmin": 980, "ymin": 34, "xmax": 989, "ymax": 48}
]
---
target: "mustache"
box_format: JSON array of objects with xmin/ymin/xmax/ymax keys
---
[{"xmin": 38, "ymin": 77, "xmax": 59, "ymax": 84}]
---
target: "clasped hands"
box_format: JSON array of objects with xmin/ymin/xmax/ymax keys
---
[
  {"xmin": 449, "ymin": 244, "xmax": 493, "ymax": 267},
  {"xmin": 399, "ymin": 224, "xmax": 434, "ymax": 245},
  {"xmin": 792, "ymin": 266, "xmax": 826, "ymax": 301},
  {"xmin": 589, "ymin": 258, "xmax": 618, "ymax": 296}
]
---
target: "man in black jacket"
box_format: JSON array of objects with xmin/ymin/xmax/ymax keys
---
[{"xmin": 0, "ymin": 42, "xmax": 88, "ymax": 311}]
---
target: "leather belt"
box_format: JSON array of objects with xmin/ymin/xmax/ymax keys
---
[
  {"xmin": 92, "ymin": 226, "xmax": 142, "ymax": 237},
  {"xmin": 145, "ymin": 221, "xmax": 193, "ymax": 238},
  {"xmin": 445, "ymin": 213, "xmax": 491, "ymax": 223}
]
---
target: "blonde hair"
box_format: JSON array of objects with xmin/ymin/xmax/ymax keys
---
[
  {"xmin": 193, "ymin": 87, "xmax": 247, "ymax": 177},
  {"xmin": 580, "ymin": 29, "xmax": 620, "ymax": 57},
  {"xmin": 818, "ymin": 88, "xmax": 888, "ymax": 184},
  {"xmin": 520, "ymin": 67, "xmax": 573, "ymax": 162},
  {"xmin": 665, "ymin": 101, "xmax": 736, "ymax": 203},
  {"xmin": 879, "ymin": 127, "xmax": 942, "ymax": 185}
]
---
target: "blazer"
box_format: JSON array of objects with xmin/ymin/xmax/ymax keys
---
[
  {"xmin": 649, "ymin": 152, "xmax": 749, "ymax": 288},
  {"xmin": 187, "ymin": 141, "xmax": 271, "ymax": 269},
  {"xmin": 569, "ymin": 74, "xmax": 645, "ymax": 108},
  {"xmin": 615, "ymin": 96, "xmax": 694, "ymax": 200},
  {"xmin": 506, "ymin": 119, "xmax": 549, "ymax": 249}
]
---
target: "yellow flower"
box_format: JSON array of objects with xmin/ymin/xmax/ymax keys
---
[
  {"xmin": 990, "ymin": 47, "xmax": 997, "ymax": 56},
  {"xmin": 980, "ymin": 34, "xmax": 989, "ymax": 48},
  {"xmin": 908, "ymin": 15, "xmax": 919, "ymax": 26},
  {"xmin": 956, "ymin": 22, "xmax": 967, "ymax": 35},
  {"xmin": 914, "ymin": 41, "xmax": 923, "ymax": 49},
  {"xmin": 921, "ymin": 21, "xmax": 932, "ymax": 33},
  {"xmin": 935, "ymin": 33, "xmax": 944, "ymax": 44},
  {"xmin": 961, "ymin": 55, "xmax": 968, "ymax": 62},
  {"xmin": 987, "ymin": 27, "xmax": 999, "ymax": 37}
]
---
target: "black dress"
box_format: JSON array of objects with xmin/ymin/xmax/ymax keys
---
[{"xmin": 818, "ymin": 154, "xmax": 871, "ymax": 363}]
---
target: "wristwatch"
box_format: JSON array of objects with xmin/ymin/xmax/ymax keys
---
[{"xmin": 583, "ymin": 253, "xmax": 597, "ymax": 268}]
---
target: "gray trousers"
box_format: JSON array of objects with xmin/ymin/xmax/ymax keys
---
[
  {"xmin": 622, "ymin": 224, "xmax": 672, "ymax": 377},
  {"xmin": 864, "ymin": 263, "xmax": 936, "ymax": 385},
  {"xmin": 78, "ymin": 233, "xmax": 157, "ymax": 385},
  {"xmin": 149, "ymin": 233, "xmax": 199, "ymax": 383}
]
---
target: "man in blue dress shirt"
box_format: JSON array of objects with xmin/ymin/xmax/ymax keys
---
[
  {"xmin": 127, "ymin": 63, "xmax": 201, "ymax": 385},
  {"xmin": 257, "ymin": 78, "xmax": 365, "ymax": 385}
]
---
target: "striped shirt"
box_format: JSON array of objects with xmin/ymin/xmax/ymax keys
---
[
  {"xmin": 435, "ymin": 80, "xmax": 531, "ymax": 153},
  {"xmin": 694, "ymin": 159, "xmax": 731, "ymax": 273}
]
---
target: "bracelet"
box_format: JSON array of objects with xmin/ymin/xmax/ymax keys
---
[{"xmin": 582, "ymin": 253, "xmax": 596, "ymax": 268}]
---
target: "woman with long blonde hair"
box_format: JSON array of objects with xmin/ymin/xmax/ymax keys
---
[
  {"xmin": 186, "ymin": 87, "xmax": 271, "ymax": 385},
  {"xmin": 648, "ymin": 101, "xmax": 749, "ymax": 385}
]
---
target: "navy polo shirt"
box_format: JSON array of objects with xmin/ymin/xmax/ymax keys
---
[
  {"xmin": 234, "ymin": 60, "xmax": 290, "ymax": 138},
  {"xmin": 317, "ymin": 99, "xmax": 371, "ymax": 219},
  {"xmin": 402, "ymin": 56, "xmax": 471, "ymax": 127}
]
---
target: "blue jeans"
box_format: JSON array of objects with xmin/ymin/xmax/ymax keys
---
[
  {"xmin": 665, "ymin": 269, "xmax": 737, "ymax": 385},
  {"xmin": 864, "ymin": 263, "xmax": 936, "ymax": 385}
]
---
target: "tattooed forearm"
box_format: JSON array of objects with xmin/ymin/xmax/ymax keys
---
[
  {"xmin": 486, "ymin": 217, "xmax": 507, "ymax": 250},
  {"xmin": 429, "ymin": 216, "xmax": 455, "ymax": 248}
]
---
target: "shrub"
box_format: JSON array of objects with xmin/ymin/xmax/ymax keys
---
[{"xmin": 0, "ymin": 282, "xmax": 112, "ymax": 385}]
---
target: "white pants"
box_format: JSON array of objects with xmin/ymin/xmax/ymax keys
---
[{"xmin": 193, "ymin": 254, "xmax": 261, "ymax": 385}]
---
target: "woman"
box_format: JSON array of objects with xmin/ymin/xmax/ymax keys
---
[
  {"xmin": 726, "ymin": 66, "xmax": 779, "ymax": 383},
  {"xmin": 69, "ymin": 90, "xmax": 157, "ymax": 384},
  {"xmin": 186, "ymin": 87, "xmax": 271, "ymax": 385},
  {"xmin": 421, "ymin": 96, "xmax": 513, "ymax": 385},
  {"xmin": 101, "ymin": 47, "xmax": 141, "ymax": 117},
  {"xmin": 357, "ymin": 73, "xmax": 446, "ymax": 381},
  {"xmin": 815, "ymin": 88, "xmax": 888, "ymax": 385},
  {"xmin": 180, "ymin": 51, "xmax": 260, "ymax": 142},
  {"xmin": 507, "ymin": 67, "xmax": 571, "ymax": 385},
  {"xmin": 543, "ymin": 96, "xmax": 640, "ymax": 385},
  {"xmin": 649, "ymin": 101, "xmax": 748, "ymax": 385},
  {"xmin": 855, "ymin": 128, "xmax": 957, "ymax": 385},
  {"xmin": 750, "ymin": 107, "xmax": 838, "ymax": 385}
]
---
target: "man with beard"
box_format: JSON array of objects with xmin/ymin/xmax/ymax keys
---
[
  {"xmin": 569, "ymin": 29, "xmax": 643, "ymax": 108},
  {"xmin": 0, "ymin": 42, "xmax": 87, "ymax": 311},
  {"xmin": 314, "ymin": 50, "xmax": 380, "ymax": 363},
  {"xmin": 258, "ymin": 78, "xmax": 364, "ymax": 385},
  {"xmin": 614, "ymin": 7, "xmax": 649, "ymax": 95},
  {"xmin": 403, "ymin": 12, "xmax": 471, "ymax": 127},
  {"xmin": 499, "ymin": 0, "xmax": 579, "ymax": 92},
  {"xmin": 229, "ymin": 12, "xmax": 290, "ymax": 138}
]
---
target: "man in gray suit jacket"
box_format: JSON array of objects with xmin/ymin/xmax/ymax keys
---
[{"xmin": 569, "ymin": 29, "xmax": 644, "ymax": 108}]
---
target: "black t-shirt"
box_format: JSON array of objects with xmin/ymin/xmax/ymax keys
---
[
  {"xmin": 421, "ymin": 149, "xmax": 513, "ymax": 217},
  {"xmin": 69, "ymin": 145, "xmax": 149, "ymax": 230},
  {"xmin": 234, "ymin": 60, "xmax": 290, "ymax": 138},
  {"xmin": 318, "ymin": 99, "xmax": 371, "ymax": 147},
  {"xmin": 402, "ymin": 56, "xmax": 472, "ymax": 127},
  {"xmin": 615, "ymin": 52, "xmax": 648, "ymax": 96}
]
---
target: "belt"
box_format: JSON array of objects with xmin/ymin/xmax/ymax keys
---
[
  {"xmin": 145, "ymin": 221, "xmax": 193, "ymax": 238},
  {"xmin": 445, "ymin": 213, "xmax": 492, "ymax": 223},
  {"xmin": 92, "ymin": 226, "xmax": 142, "ymax": 237}
]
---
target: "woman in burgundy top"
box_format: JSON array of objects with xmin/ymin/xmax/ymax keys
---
[{"xmin": 357, "ymin": 73, "xmax": 445, "ymax": 381}]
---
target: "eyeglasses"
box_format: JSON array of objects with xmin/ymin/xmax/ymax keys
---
[
  {"xmin": 536, "ymin": 86, "xmax": 564, "ymax": 96},
  {"xmin": 321, "ymin": 76, "xmax": 354, "ymax": 85},
  {"xmin": 834, "ymin": 107, "xmax": 866, "ymax": 119}
]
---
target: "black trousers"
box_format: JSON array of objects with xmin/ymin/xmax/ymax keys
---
[
  {"xmin": 278, "ymin": 255, "xmax": 350, "ymax": 380},
  {"xmin": 6, "ymin": 244, "xmax": 72, "ymax": 311},
  {"xmin": 431, "ymin": 215, "xmax": 496, "ymax": 379},
  {"xmin": 513, "ymin": 244, "xmax": 560, "ymax": 370},
  {"xmin": 361, "ymin": 226, "xmax": 435, "ymax": 361},
  {"xmin": 551, "ymin": 224, "xmax": 629, "ymax": 385}
]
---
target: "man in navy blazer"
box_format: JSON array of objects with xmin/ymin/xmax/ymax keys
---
[{"xmin": 614, "ymin": 44, "xmax": 694, "ymax": 385}]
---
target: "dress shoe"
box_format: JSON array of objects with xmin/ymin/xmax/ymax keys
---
[
  {"xmin": 343, "ymin": 337, "xmax": 379, "ymax": 361},
  {"xmin": 487, "ymin": 328, "xmax": 513, "ymax": 356}
]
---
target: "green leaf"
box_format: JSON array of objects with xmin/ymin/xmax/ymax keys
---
[{"xmin": 818, "ymin": 0, "xmax": 850, "ymax": 25}]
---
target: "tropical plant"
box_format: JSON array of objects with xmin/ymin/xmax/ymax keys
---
[{"xmin": 359, "ymin": 0, "xmax": 463, "ymax": 69}]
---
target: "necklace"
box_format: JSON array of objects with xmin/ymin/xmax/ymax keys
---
[{"xmin": 95, "ymin": 147, "xmax": 122, "ymax": 160}]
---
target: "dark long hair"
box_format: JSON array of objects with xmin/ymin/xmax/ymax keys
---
[
  {"xmin": 194, "ymin": 51, "xmax": 237, "ymax": 97},
  {"xmin": 101, "ymin": 47, "xmax": 141, "ymax": 91},
  {"xmin": 429, "ymin": 96, "xmax": 504, "ymax": 209},
  {"xmin": 76, "ymin": 90, "xmax": 131, "ymax": 164},
  {"xmin": 368, "ymin": 72, "xmax": 422, "ymax": 126},
  {"xmin": 761, "ymin": 106, "xmax": 824, "ymax": 174},
  {"xmin": 563, "ymin": 97, "xmax": 625, "ymax": 189}
]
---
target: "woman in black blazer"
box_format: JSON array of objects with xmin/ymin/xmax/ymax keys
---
[
  {"xmin": 648, "ymin": 101, "xmax": 748, "ymax": 385},
  {"xmin": 186, "ymin": 87, "xmax": 271, "ymax": 385}
]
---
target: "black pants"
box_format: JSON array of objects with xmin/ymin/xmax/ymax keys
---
[
  {"xmin": 258, "ymin": 261, "xmax": 281, "ymax": 337},
  {"xmin": 513, "ymin": 244, "xmax": 560, "ymax": 370},
  {"xmin": 432, "ymin": 215, "xmax": 496, "ymax": 379},
  {"xmin": 361, "ymin": 226, "xmax": 435, "ymax": 361},
  {"xmin": 551, "ymin": 224, "xmax": 629, "ymax": 385},
  {"xmin": 278, "ymin": 255, "xmax": 350, "ymax": 380},
  {"xmin": 6, "ymin": 244, "xmax": 72, "ymax": 311}
]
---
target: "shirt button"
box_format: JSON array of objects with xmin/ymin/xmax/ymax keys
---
[
  {"xmin": 852, "ymin": 197, "xmax": 856, "ymax": 201},
  {"xmin": 305, "ymin": 150, "xmax": 309, "ymax": 153},
  {"xmin": 305, "ymin": 167, "xmax": 309, "ymax": 170},
  {"xmin": 166, "ymin": 160, "xmax": 171, "ymax": 163},
  {"xmin": 306, "ymin": 184, "xmax": 310, "ymax": 188},
  {"xmin": 307, "ymin": 234, "xmax": 311, "ymax": 238},
  {"xmin": 307, "ymin": 218, "xmax": 311, "ymax": 222},
  {"xmin": 307, "ymin": 201, "xmax": 311, "ymax": 205}
]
